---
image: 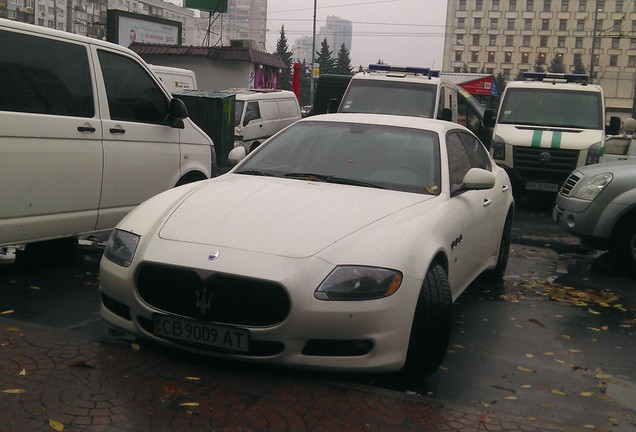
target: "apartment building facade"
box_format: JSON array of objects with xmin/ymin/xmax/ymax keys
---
[{"xmin": 443, "ymin": 0, "xmax": 636, "ymax": 116}]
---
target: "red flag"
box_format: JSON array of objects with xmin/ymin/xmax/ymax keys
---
[{"xmin": 292, "ymin": 62, "xmax": 301, "ymax": 101}]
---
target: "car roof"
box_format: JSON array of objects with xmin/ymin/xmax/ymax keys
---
[
  {"xmin": 300, "ymin": 113, "xmax": 466, "ymax": 135},
  {"xmin": 349, "ymin": 70, "xmax": 450, "ymax": 86},
  {"xmin": 505, "ymin": 80, "xmax": 603, "ymax": 92}
]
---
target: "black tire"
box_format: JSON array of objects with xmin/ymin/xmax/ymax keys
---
[
  {"xmin": 485, "ymin": 208, "xmax": 513, "ymax": 281},
  {"xmin": 613, "ymin": 219, "xmax": 636, "ymax": 273},
  {"xmin": 400, "ymin": 263, "xmax": 452, "ymax": 380},
  {"xmin": 249, "ymin": 141, "xmax": 261, "ymax": 153}
]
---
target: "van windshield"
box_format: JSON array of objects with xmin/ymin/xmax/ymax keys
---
[
  {"xmin": 339, "ymin": 80, "xmax": 437, "ymax": 118},
  {"xmin": 234, "ymin": 100, "xmax": 245, "ymax": 127},
  {"xmin": 498, "ymin": 88, "xmax": 603, "ymax": 130}
]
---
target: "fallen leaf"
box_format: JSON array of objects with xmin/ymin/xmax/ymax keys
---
[
  {"xmin": 67, "ymin": 360, "xmax": 94, "ymax": 369},
  {"xmin": 48, "ymin": 419, "xmax": 64, "ymax": 431},
  {"xmin": 492, "ymin": 385, "xmax": 516, "ymax": 394},
  {"xmin": 580, "ymin": 392, "xmax": 594, "ymax": 397},
  {"xmin": 583, "ymin": 426, "xmax": 596, "ymax": 430},
  {"xmin": 185, "ymin": 376, "xmax": 200, "ymax": 381},
  {"xmin": 569, "ymin": 349, "xmax": 582, "ymax": 353},
  {"xmin": 550, "ymin": 388, "xmax": 567, "ymax": 396},
  {"xmin": 521, "ymin": 385, "xmax": 532, "ymax": 389},
  {"xmin": 131, "ymin": 343, "xmax": 140, "ymax": 351},
  {"xmin": 517, "ymin": 366, "xmax": 536, "ymax": 373},
  {"xmin": 19, "ymin": 369, "xmax": 26, "ymax": 376},
  {"xmin": 1, "ymin": 310, "xmax": 14, "ymax": 315},
  {"xmin": 2, "ymin": 388, "xmax": 25, "ymax": 394},
  {"xmin": 6, "ymin": 327, "xmax": 20, "ymax": 332},
  {"xmin": 30, "ymin": 286, "xmax": 40, "ymax": 291},
  {"xmin": 504, "ymin": 396, "xmax": 517, "ymax": 400},
  {"xmin": 588, "ymin": 309, "xmax": 601, "ymax": 315},
  {"xmin": 526, "ymin": 353, "xmax": 534, "ymax": 358},
  {"xmin": 179, "ymin": 402, "xmax": 199, "ymax": 407},
  {"xmin": 528, "ymin": 318, "xmax": 546, "ymax": 328}
]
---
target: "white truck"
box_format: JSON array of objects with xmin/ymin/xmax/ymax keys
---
[{"xmin": 486, "ymin": 72, "xmax": 621, "ymax": 194}]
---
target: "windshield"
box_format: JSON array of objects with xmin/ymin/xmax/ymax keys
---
[
  {"xmin": 339, "ymin": 80, "xmax": 437, "ymax": 118},
  {"xmin": 235, "ymin": 121, "xmax": 441, "ymax": 195},
  {"xmin": 498, "ymin": 88, "xmax": 603, "ymax": 129},
  {"xmin": 234, "ymin": 100, "xmax": 245, "ymax": 127}
]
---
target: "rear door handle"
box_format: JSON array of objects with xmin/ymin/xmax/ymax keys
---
[
  {"xmin": 502, "ymin": 184, "xmax": 510, "ymax": 193},
  {"xmin": 109, "ymin": 128, "xmax": 126, "ymax": 134},
  {"xmin": 77, "ymin": 126, "xmax": 96, "ymax": 132},
  {"xmin": 483, "ymin": 198, "xmax": 492, "ymax": 207}
]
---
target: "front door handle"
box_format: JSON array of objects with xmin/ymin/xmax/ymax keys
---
[
  {"xmin": 109, "ymin": 128, "xmax": 126, "ymax": 134},
  {"xmin": 77, "ymin": 125, "xmax": 96, "ymax": 132}
]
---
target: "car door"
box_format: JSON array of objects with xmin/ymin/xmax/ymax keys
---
[
  {"xmin": 94, "ymin": 47, "xmax": 181, "ymax": 230},
  {"xmin": 0, "ymin": 29, "xmax": 102, "ymax": 245},
  {"xmin": 445, "ymin": 130, "xmax": 493, "ymax": 293},
  {"xmin": 604, "ymin": 136, "xmax": 633, "ymax": 162}
]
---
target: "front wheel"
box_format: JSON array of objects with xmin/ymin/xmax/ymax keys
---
[
  {"xmin": 400, "ymin": 263, "xmax": 452, "ymax": 380},
  {"xmin": 612, "ymin": 219, "xmax": 636, "ymax": 273}
]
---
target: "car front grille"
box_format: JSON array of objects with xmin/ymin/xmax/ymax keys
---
[
  {"xmin": 513, "ymin": 147, "xmax": 579, "ymax": 183},
  {"xmin": 559, "ymin": 172, "xmax": 582, "ymax": 196},
  {"xmin": 136, "ymin": 264, "xmax": 290, "ymax": 327}
]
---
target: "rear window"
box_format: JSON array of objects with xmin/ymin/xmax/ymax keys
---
[{"xmin": 339, "ymin": 80, "xmax": 437, "ymax": 118}]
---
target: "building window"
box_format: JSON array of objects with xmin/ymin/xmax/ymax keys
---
[
  {"xmin": 542, "ymin": 19, "xmax": 550, "ymax": 30},
  {"xmin": 527, "ymin": 0, "xmax": 534, "ymax": 11},
  {"xmin": 632, "ymin": 21, "xmax": 636, "ymax": 32},
  {"xmin": 594, "ymin": 38, "xmax": 600, "ymax": 48},
  {"xmin": 457, "ymin": 35, "xmax": 464, "ymax": 44},
  {"xmin": 509, "ymin": 0, "xmax": 517, "ymax": 10},
  {"xmin": 505, "ymin": 52, "xmax": 513, "ymax": 62},
  {"xmin": 561, "ymin": 0, "xmax": 569, "ymax": 11},
  {"xmin": 473, "ymin": 34, "xmax": 480, "ymax": 45},
  {"xmin": 628, "ymin": 55, "xmax": 636, "ymax": 67},
  {"xmin": 523, "ymin": 35, "xmax": 531, "ymax": 46},
  {"xmin": 609, "ymin": 55, "xmax": 618, "ymax": 66},
  {"xmin": 616, "ymin": 0, "xmax": 623, "ymax": 12},
  {"xmin": 540, "ymin": 36, "xmax": 548, "ymax": 46},
  {"xmin": 489, "ymin": 35, "xmax": 497, "ymax": 45},
  {"xmin": 575, "ymin": 37, "xmax": 583, "ymax": 48},
  {"xmin": 503, "ymin": 69, "xmax": 511, "ymax": 80},
  {"xmin": 543, "ymin": 0, "xmax": 551, "ymax": 11},
  {"xmin": 557, "ymin": 36, "xmax": 566, "ymax": 47},
  {"xmin": 455, "ymin": 51, "xmax": 463, "ymax": 61},
  {"xmin": 493, "ymin": 0, "xmax": 500, "ymax": 10},
  {"xmin": 525, "ymin": 19, "xmax": 532, "ymax": 29},
  {"xmin": 476, "ymin": 0, "xmax": 483, "ymax": 10},
  {"xmin": 491, "ymin": 19, "xmax": 498, "ymax": 29},
  {"xmin": 577, "ymin": 19, "xmax": 585, "ymax": 31},
  {"xmin": 474, "ymin": 18, "xmax": 481, "ymax": 28},
  {"xmin": 508, "ymin": 19, "xmax": 515, "ymax": 29},
  {"xmin": 506, "ymin": 35, "xmax": 514, "ymax": 46},
  {"xmin": 486, "ymin": 68, "xmax": 495, "ymax": 74},
  {"xmin": 611, "ymin": 37, "xmax": 620, "ymax": 49},
  {"xmin": 458, "ymin": 18, "xmax": 465, "ymax": 28},
  {"xmin": 488, "ymin": 51, "xmax": 495, "ymax": 62},
  {"xmin": 559, "ymin": 19, "xmax": 567, "ymax": 30},
  {"xmin": 472, "ymin": 51, "xmax": 479, "ymax": 61},
  {"xmin": 612, "ymin": 20, "xmax": 622, "ymax": 32},
  {"xmin": 597, "ymin": 0, "xmax": 604, "ymax": 11},
  {"xmin": 578, "ymin": 0, "xmax": 586, "ymax": 12},
  {"xmin": 459, "ymin": 0, "xmax": 466, "ymax": 11},
  {"xmin": 522, "ymin": 52, "xmax": 530, "ymax": 63},
  {"xmin": 594, "ymin": 19, "xmax": 602, "ymax": 32}
]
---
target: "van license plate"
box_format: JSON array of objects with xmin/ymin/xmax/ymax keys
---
[
  {"xmin": 154, "ymin": 314, "xmax": 249, "ymax": 353},
  {"xmin": 525, "ymin": 181, "xmax": 559, "ymax": 192}
]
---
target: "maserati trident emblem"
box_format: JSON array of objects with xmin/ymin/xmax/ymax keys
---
[
  {"xmin": 195, "ymin": 287, "xmax": 213, "ymax": 315},
  {"xmin": 538, "ymin": 151, "xmax": 551, "ymax": 163},
  {"xmin": 208, "ymin": 250, "xmax": 220, "ymax": 261}
]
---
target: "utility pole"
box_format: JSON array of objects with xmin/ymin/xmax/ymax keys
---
[
  {"xmin": 589, "ymin": 0, "xmax": 600, "ymax": 83},
  {"xmin": 310, "ymin": 0, "xmax": 317, "ymax": 106}
]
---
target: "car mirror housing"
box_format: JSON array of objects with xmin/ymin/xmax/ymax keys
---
[
  {"xmin": 462, "ymin": 168, "xmax": 496, "ymax": 190},
  {"xmin": 228, "ymin": 147, "xmax": 247, "ymax": 165}
]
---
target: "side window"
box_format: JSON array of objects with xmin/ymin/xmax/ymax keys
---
[
  {"xmin": 605, "ymin": 137, "xmax": 630, "ymax": 156},
  {"xmin": 244, "ymin": 101, "xmax": 261, "ymax": 125},
  {"xmin": 446, "ymin": 131, "xmax": 473, "ymax": 195},
  {"xmin": 437, "ymin": 86, "xmax": 446, "ymax": 119},
  {"xmin": 98, "ymin": 50, "xmax": 168, "ymax": 124},
  {"xmin": 458, "ymin": 132, "xmax": 492, "ymax": 170},
  {"xmin": 0, "ymin": 30, "xmax": 94, "ymax": 117}
]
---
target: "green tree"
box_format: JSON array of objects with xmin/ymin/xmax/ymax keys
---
[
  {"xmin": 315, "ymin": 38, "xmax": 336, "ymax": 75},
  {"xmin": 514, "ymin": 70, "xmax": 525, "ymax": 81},
  {"xmin": 495, "ymin": 72, "xmax": 507, "ymax": 94},
  {"xmin": 298, "ymin": 60, "xmax": 311, "ymax": 106},
  {"xmin": 275, "ymin": 25, "xmax": 293, "ymax": 90},
  {"xmin": 548, "ymin": 55, "xmax": 565, "ymax": 73},
  {"xmin": 572, "ymin": 56, "xmax": 587, "ymax": 75},
  {"xmin": 533, "ymin": 57, "xmax": 545, "ymax": 72},
  {"xmin": 334, "ymin": 44, "xmax": 354, "ymax": 75}
]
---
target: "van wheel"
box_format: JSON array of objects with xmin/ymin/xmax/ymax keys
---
[
  {"xmin": 175, "ymin": 171, "xmax": 207, "ymax": 187},
  {"xmin": 249, "ymin": 141, "xmax": 261, "ymax": 153},
  {"xmin": 400, "ymin": 263, "xmax": 452, "ymax": 380},
  {"xmin": 612, "ymin": 219, "xmax": 636, "ymax": 273}
]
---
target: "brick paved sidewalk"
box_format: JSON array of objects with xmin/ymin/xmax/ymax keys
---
[{"xmin": 0, "ymin": 318, "xmax": 587, "ymax": 432}]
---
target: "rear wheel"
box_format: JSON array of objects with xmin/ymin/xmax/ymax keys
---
[
  {"xmin": 249, "ymin": 141, "xmax": 261, "ymax": 153},
  {"xmin": 400, "ymin": 263, "xmax": 452, "ymax": 380},
  {"xmin": 485, "ymin": 208, "xmax": 513, "ymax": 281}
]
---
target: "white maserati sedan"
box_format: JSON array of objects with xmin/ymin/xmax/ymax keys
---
[{"xmin": 99, "ymin": 114, "xmax": 514, "ymax": 379}]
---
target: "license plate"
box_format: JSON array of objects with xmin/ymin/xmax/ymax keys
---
[
  {"xmin": 153, "ymin": 314, "xmax": 249, "ymax": 353},
  {"xmin": 526, "ymin": 181, "xmax": 559, "ymax": 192}
]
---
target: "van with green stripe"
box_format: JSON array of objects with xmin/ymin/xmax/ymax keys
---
[{"xmin": 488, "ymin": 72, "xmax": 620, "ymax": 194}]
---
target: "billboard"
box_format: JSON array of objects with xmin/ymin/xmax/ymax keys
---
[
  {"xmin": 184, "ymin": 0, "xmax": 228, "ymax": 12},
  {"xmin": 107, "ymin": 10, "xmax": 182, "ymax": 47}
]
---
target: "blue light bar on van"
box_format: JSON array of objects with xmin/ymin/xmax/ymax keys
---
[
  {"xmin": 523, "ymin": 72, "xmax": 588, "ymax": 83},
  {"xmin": 368, "ymin": 64, "xmax": 440, "ymax": 77}
]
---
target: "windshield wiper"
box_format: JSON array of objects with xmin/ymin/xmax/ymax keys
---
[
  {"xmin": 284, "ymin": 172, "xmax": 384, "ymax": 189},
  {"xmin": 235, "ymin": 169, "xmax": 276, "ymax": 177}
]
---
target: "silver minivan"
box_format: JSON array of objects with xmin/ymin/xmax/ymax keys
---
[{"xmin": 0, "ymin": 19, "xmax": 215, "ymax": 247}]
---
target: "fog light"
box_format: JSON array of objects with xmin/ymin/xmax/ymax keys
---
[{"xmin": 566, "ymin": 214, "xmax": 576, "ymax": 229}]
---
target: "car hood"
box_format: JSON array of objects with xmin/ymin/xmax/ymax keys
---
[
  {"xmin": 577, "ymin": 159, "xmax": 636, "ymax": 177},
  {"xmin": 158, "ymin": 174, "xmax": 434, "ymax": 258}
]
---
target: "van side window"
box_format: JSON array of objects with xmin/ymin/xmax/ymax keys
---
[
  {"xmin": 244, "ymin": 101, "xmax": 260, "ymax": 125},
  {"xmin": 98, "ymin": 50, "xmax": 168, "ymax": 125},
  {"xmin": 0, "ymin": 30, "xmax": 94, "ymax": 117},
  {"xmin": 279, "ymin": 99, "xmax": 299, "ymax": 119}
]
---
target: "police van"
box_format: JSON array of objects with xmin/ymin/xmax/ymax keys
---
[
  {"xmin": 336, "ymin": 64, "xmax": 494, "ymax": 146},
  {"xmin": 487, "ymin": 72, "xmax": 621, "ymax": 193}
]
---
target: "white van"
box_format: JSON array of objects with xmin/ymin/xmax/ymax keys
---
[
  {"xmin": 337, "ymin": 64, "xmax": 494, "ymax": 146},
  {"xmin": 233, "ymin": 89, "xmax": 302, "ymax": 153},
  {"xmin": 487, "ymin": 72, "xmax": 621, "ymax": 193},
  {"xmin": 0, "ymin": 19, "xmax": 215, "ymax": 247},
  {"xmin": 149, "ymin": 64, "xmax": 198, "ymax": 94}
]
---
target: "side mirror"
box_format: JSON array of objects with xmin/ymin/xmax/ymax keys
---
[
  {"xmin": 228, "ymin": 146, "xmax": 247, "ymax": 165},
  {"xmin": 167, "ymin": 98, "xmax": 188, "ymax": 129},
  {"xmin": 462, "ymin": 168, "xmax": 496, "ymax": 190},
  {"xmin": 606, "ymin": 116, "xmax": 621, "ymax": 135},
  {"xmin": 439, "ymin": 107, "xmax": 453, "ymax": 122},
  {"xmin": 327, "ymin": 98, "xmax": 339, "ymax": 113},
  {"xmin": 483, "ymin": 109, "xmax": 496, "ymax": 128}
]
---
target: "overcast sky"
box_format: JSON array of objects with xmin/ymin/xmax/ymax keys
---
[{"xmin": 265, "ymin": 0, "xmax": 449, "ymax": 69}]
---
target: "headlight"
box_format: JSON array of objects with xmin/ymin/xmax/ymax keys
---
[
  {"xmin": 104, "ymin": 229, "xmax": 140, "ymax": 267},
  {"xmin": 315, "ymin": 266, "xmax": 402, "ymax": 301},
  {"xmin": 492, "ymin": 135, "xmax": 505, "ymax": 160},
  {"xmin": 585, "ymin": 142, "xmax": 602, "ymax": 165},
  {"xmin": 571, "ymin": 172, "xmax": 612, "ymax": 200}
]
